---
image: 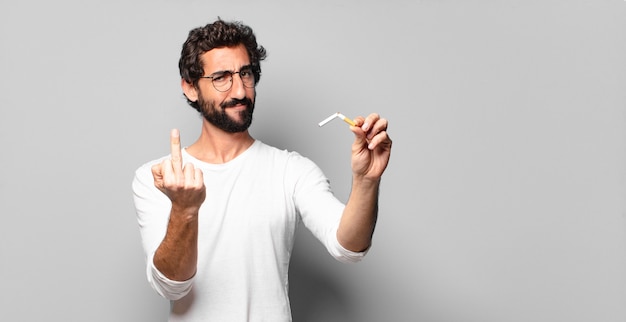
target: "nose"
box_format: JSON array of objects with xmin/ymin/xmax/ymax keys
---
[{"xmin": 229, "ymin": 72, "xmax": 247, "ymax": 99}]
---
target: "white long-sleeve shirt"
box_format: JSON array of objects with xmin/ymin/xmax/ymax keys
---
[{"xmin": 132, "ymin": 140, "xmax": 366, "ymax": 321}]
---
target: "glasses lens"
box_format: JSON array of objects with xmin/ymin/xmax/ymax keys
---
[
  {"xmin": 239, "ymin": 68, "xmax": 256, "ymax": 88},
  {"xmin": 212, "ymin": 72, "xmax": 232, "ymax": 92}
]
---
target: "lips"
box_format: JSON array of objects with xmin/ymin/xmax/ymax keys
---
[{"xmin": 229, "ymin": 104, "xmax": 248, "ymax": 111}]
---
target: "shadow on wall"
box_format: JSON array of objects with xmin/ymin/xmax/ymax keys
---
[{"xmin": 288, "ymin": 227, "xmax": 358, "ymax": 322}]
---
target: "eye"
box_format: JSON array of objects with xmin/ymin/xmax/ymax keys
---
[
  {"xmin": 212, "ymin": 72, "xmax": 229, "ymax": 83},
  {"xmin": 239, "ymin": 68, "xmax": 253, "ymax": 78}
]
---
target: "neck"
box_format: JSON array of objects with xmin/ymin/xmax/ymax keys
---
[{"xmin": 186, "ymin": 120, "xmax": 255, "ymax": 164}]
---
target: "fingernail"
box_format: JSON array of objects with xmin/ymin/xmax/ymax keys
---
[{"xmin": 362, "ymin": 122, "xmax": 369, "ymax": 131}]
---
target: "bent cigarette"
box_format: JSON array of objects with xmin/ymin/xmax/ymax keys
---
[{"xmin": 318, "ymin": 112, "xmax": 356, "ymax": 127}]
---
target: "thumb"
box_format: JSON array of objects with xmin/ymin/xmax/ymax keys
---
[{"xmin": 350, "ymin": 126, "xmax": 369, "ymax": 150}]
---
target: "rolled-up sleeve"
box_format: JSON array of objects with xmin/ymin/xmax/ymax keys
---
[
  {"xmin": 327, "ymin": 231, "xmax": 369, "ymax": 263},
  {"xmin": 147, "ymin": 258, "xmax": 194, "ymax": 300}
]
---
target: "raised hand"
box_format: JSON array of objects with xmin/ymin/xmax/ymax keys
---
[
  {"xmin": 151, "ymin": 129, "xmax": 206, "ymax": 212},
  {"xmin": 349, "ymin": 113, "xmax": 392, "ymax": 181}
]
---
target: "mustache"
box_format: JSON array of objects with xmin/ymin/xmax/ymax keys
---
[{"xmin": 221, "ymin": 97, "xmax": 253, "ymax": 109}]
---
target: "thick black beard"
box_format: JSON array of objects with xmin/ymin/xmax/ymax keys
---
[{"xmin": 198, "ymin": 97, "xmax": 254, "ymax": 133}]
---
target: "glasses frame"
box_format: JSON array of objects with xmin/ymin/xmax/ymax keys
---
[{"xmin": 199, "ymin": 65, "xmax": 257, "ymax": 92}]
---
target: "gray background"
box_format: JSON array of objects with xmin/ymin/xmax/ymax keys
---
[{"xmin": 1, "ymin": 0, "xmax": 625, "ymax": 321}]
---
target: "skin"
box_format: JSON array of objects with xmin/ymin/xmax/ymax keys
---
[{"xmin": 151, "ymin": 44, "xmax": 392, "ymax": 281}]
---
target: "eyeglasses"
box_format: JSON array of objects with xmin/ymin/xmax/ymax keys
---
[{"xmin": 200, "ymin": 66, "xmax": 257, "ymax": 92}]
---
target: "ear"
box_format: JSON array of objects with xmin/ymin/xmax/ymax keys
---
[{"xmin": 181, "ymin": 79, "xmax": 199, "ymax": 102}]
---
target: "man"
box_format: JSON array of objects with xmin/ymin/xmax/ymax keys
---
[{"xmin": 132, "ymin": 18, "xmax": 392, "ymax": 321}]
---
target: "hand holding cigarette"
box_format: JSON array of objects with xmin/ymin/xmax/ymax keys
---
[{"xmin": 319, "ymin": 112, "xmax": 392, "ymax": 180}]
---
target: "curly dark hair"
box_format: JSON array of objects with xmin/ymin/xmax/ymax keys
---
[{"xmin": 179, "ymin": 18, "xmax": 267, "ymax": 111}]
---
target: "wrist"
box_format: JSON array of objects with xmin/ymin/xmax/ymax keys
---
[
  {"xmin": 351, "ymin": 175, "xmax": 381, "ymax": 191},
  {"xmin": 170, "ymin": 204, "xmax": 200, "ymax": 221}
]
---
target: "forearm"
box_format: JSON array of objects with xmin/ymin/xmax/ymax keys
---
[
  {"xmin": 153, "ymin": 206, "xmax": 199, "ymax": 281},
  {"xmin": 337, "ymin": 177, "xmax": 380, "ymax": 252}
]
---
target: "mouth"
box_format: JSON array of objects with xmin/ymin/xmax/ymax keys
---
[
  {"xmin": 228, "ymin": 103, "xmax": 248, "ymax": 111},
  {"xmin": 222, "ymin": 98, "xmax": 252, "ymax": 111}
]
